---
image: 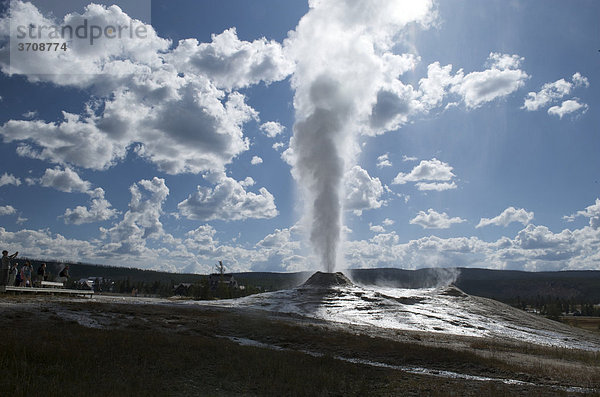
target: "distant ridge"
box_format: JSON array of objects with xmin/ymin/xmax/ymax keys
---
[{"xmin": 12, "ymin": 258, "xmax": 600, "ymax": 303}]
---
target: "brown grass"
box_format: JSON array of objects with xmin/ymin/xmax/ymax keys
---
[
  {"xmin": 562, "ymin": 317, "xmax": 600, "ymax": 334},
  {"xmin": 0, "ymin": 296, "xmax": 597, "ymax": 396}
]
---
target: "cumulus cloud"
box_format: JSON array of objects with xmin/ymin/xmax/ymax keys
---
[
  {"xmin": 251, "ymin": 156, "xmax": 263, "ymax": 165},
  {"xmin": 369, "ymin": 223, "xmax": 385, "ymax": 233},
  {"xmin": 564, "ymin": 199, "xmax": 600, "ymax": 229},
  {"xmin": 1, "ymin": 85, "xmax": 257, "ymax": 174},
  {"xmin": 418, "ymin": 62, "xmax": 460, "ymax": 110},
  {"xmin": 410, "ymin": 209, "xmax": 466, "ymax": 229},
  {"xmin": 476, "ymin": 206, "xmax": 534, "ymax": 228},
  {"xmin": 0, "ymin": 2, "xmax": 293, "ymax": 176},
  {"xmin": 0, "ymin": 227, "xmax": 96, "ymax": 262},
  {"xmin": 450, "ymin": 53, "xmax": 529, "ymax": 109},
  {"xmin": 522, "ymin": 78, "xmax": 572, "ymax": 111},
  {"xmin": 22, "ymin": 111, "xmax": 38, "ymax": 119},
  {"xmin": 0, "ymin": 205, "xmax": 16, "ymax": 216},
  {"xmin": 63, "ymin": 188, "xmax": 119, "ymax": 225},
  {"xmin": 522, "ymin": 72, "xmax": 589, "ymax": 116},
  {"xmin": 168, "ymin": 28, "xmax": 294, "ymax": 91},
  {"xmin": 2, "ymin": 2, "xmax": 170, "ymax": 85},
  {"xmin": 0, "ymin": 172, "xmax": 21, "ymax": 187},
  {"xmin": 392, "ymin": 158, "xmax": 455, "ymax": 185},
  {"xmin": 39, "ymin": 167, "xmax": 92, "ymax": 193},
  {"xmin": 260, "ymin": 121, "xmax": 285, "ymax": 138},
  {"xmin": 402, "ymin": 155, "xmax": 417, "ymax": 162},
  {"xmin": 99, "ymin": 177, "xmax": 169, "ymax": 256},
  {"xmin": 391, "ymin": 53, "xmax": 529, "ymax": 115},
  {"xmin": 547, "ymin": 99, "xmax": 588, "ymax": 119},
  {"xmin": 344, "ymin": 166, "xmax": 385, "ymax": 215},
  {"xmin": 177, "ymin": 172, "xmax": 278, "ymax": 221},
  {"xmin": 3, "ymin": 199, "xmax": 600, "ymax": 273},
  {"xmin": 31, "ymin": 167, "xmax": 119, "ymax": 225},
  {"xmin": 376, "ymin": 153, "xmax": 392, "ymax": 168},
  {"xmin": 272, "ymin": 142, "xmax": 285, "ymax": 151},
  {"xmin": 572, "ymin": 72, "xmax": 589, "ymax": 88},
  {"xmin": 342, "ymin": 214, "xmax": 600, "ymax": 271}
]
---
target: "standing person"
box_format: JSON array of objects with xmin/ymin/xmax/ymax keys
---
[
  {"xmin": 1, "ymin": 250, "xmax": 18, "ymax": 286},
  {"xmin": 7, "ymin": 261, "xmax": 18, "ymax": 287},
  {"xmin": 22, "ymin": 261, "xmax": 33, "ymax": 287},
  {"xmin": 14, "ymin": 263, "xmax": 22, "ymax": 286},
  {"xmin": 37, "ymin": 263, "xmax": 47, "ymax": 286},
  {"xmin": 58, "ymin": 264, "xmax": 70, "ymax": 285}
]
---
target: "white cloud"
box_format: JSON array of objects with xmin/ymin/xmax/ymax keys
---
[
  {"xmin": 392, "ymin": 158, "xmax": 455, "ymax": 184},
  {"xmin": 0, "ymin": 227, "xmax": 96, "ymax": 263},
  {"xmin": 572, "ymin": 72, "xmax": 589, "ymax": 88},
  {"xmin": 369, "ymin": 223, "xmax": 385, "ymax": 233},
  {"xmin": 418, "ymin": 62, "xmax": 460, "ymax": 110},
  {"xmin": 368, "ymin": 81, "xmax": 421, "ymax": 133},
  {"xmin": 3, "ymin": 199, "xmax": 600, "ymax": 273},
  {"xmin": 251, "ymin": 156, "xmax": 263, "ymax": 165},
  {"xmin": 260, "ymin": 121, "xmax": 285, "ymax": 138},
  {"xmin": 415, "ymin": 181, "xmax": 457, "ymax": 191},
  {"xmin": 0, "ymin": 205, "xmax": 16, "ymax": 216},
  {"xmin": 34, "ymin": 168, "xmax": 119, "ymax": 225},
  {"xmin": 239, "ymin": 177, "xmax": 255, "ymax": 187},
  {"xmin": 376, "ymin": 153, "xmax": 392, "ymax": 168},
  {"xmin": 63, "ymin": 188, "xmax": 118, "ymax": 225},
  {"xmin": 476, "ymin": 206, "xmax": 534, "ymax": 228},
  {"xmin": 0, "ymin": 2, "xmax": 294, "ymax": 176},
  {"xmin": 382, "ymin": 218, "xmax": 395, "ymax": 226},
  {"xmin": 410, "ymin": 208, "xmax": 466, "ymax": 229},
  {"xmin": 547, "ymin": 99, "xmax": 588, "ymax": 119},
  {"xmin": 0, "ymin": 173, "xmax": 21, "ymax": 187},
  {"xmin": 1, "ymin": 84, "xmax": 258, "ymax": 174},
  {"xmin": 168, "ymin": 28, "xmax": 294, "ymax": 91},
  {"xmin": 522, "ymin": 78, "xmax": 572, "ymax": 111},
  {"xmin": 522, "ymin": 72, "xmax": 589, "ymax": 114},
  {"xmin": 450, "ymin": 53, "xmax": 529, "ymax": 109},
  {"xmin": 522, "ymin": 79, "xmax": 573, "ymax": 111},
  {"xmin": 1, "ymin": 2, "xmax": 170, "ymax": 85},
  {"xmin": 99, "ymin": 177, "xmax": 170, "ymax": 256},
  {"xmin": 39, "ymin": 167, "xmax": 92, "ymax": 193},
  {"xmin": 344, "ymin": 166, "xmax": 385, "ymax": 215},
  {"xmin": 402, "ymin": 155, "xmax": 417, "ymax": 162},
  {"xmin": 22, "ymin": 111, "xmax": 38, "ymax": 119},
  {"xmin": 564, "ymin": 199, "xmax": 600, "ymax": 229},
  {"xmin": 178, "ymin": 172, "xmax": 278, "ymax": 221},
  {"xmin": 272, "ymin": 142, "xmax": 285, "ymax": 151}
]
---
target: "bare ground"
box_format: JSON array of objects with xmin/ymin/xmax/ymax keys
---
[{"xmin": 0, "ymin": 294, "xmax": 599, "ymax": 396}]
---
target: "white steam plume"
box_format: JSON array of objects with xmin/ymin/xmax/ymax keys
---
[{"xmin": 286, "ymin": 0, "xmax": 435, "ymax": 272}]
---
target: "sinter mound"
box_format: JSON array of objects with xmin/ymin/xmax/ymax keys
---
[{"xmin": 302, "ymin": 271, "xmax": 354, "ymax": 288}]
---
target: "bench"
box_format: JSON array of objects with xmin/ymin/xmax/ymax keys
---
[
  {"xmin": 41, "ymin": 281, "xmax": 65, "ymax": 288},
  {"xmin": 1, "ymin": 285, "xmax": 94, "ymax": 298}
]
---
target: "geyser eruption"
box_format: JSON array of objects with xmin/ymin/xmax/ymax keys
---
[
  {"xmin": 287, "ymin": 0, "xmax": 435, "ymax": 272},
  {"xmin": 292, "ymin": 78, "xmax": 353, "ymax": 272}
]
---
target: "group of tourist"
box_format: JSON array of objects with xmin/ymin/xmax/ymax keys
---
[{"xmin": 1, "ymin": 249, "xmax": 70, "ymax": 287}]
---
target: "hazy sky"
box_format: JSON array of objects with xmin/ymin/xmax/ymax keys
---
[{"xmin": 0, "ymin": 0, "xmax": 598, "ymax": 273}]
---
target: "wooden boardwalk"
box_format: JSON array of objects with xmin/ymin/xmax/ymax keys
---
[{"xmin": 1, "ymin": 285, "xmax": 94, "ymax": 298}]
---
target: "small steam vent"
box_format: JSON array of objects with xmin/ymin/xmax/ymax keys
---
[{"xmin": 302, "ymin": 271, "xmax": 354, "ymax": 288}]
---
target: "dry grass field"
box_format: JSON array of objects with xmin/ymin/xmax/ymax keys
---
[{"xmin": 0, "ymin": 295, "xmax": 598, "ymax": 396}]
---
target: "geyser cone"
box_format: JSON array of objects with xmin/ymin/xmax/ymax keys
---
[{"xmin": 302, "ymin": 271, "xmax": 354, "ymax": 288}]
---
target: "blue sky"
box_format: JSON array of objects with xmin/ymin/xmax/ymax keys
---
[{"xmin": 0, "ymin": 0, "xmax": 598, "ymax": 273}]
